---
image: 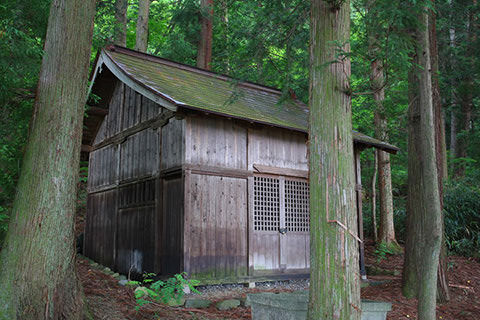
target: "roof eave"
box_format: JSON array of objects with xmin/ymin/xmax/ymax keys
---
[{"xmin": 100, "ymin": 49, "xmax": 179, "ymax": 112}]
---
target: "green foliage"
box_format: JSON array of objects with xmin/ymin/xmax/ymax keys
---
[
  {"xmin": 129, "ymin": 272, "xmax": 200, "ymax": 311},
  {"xmin": 443, "ymin": 181, "xmax": 480, "ymax": 257},
  {"xmin": 362, "ymin": 195, "xmax": 407, "ymax": 241},
  {"xmin": 79, "ymin": 164, "xmax": 89, "ymax": 183},
  {"xmin": 374, "ymin": 242, "xmax": 397, "ymax": 263},
  {"xmin": 0, "ymin": 0, "xmax": 49, "ymax": 244}
]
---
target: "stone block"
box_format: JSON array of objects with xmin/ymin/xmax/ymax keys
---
[
  {"xmin": 216, "ymin": 299, "xmax": 241, "ymax": 310},
  {"xmin": 185, "ymin": 299, "xmax": 212, "ymax": 309},
  {"xmin": 248, "ymin": 291, "xmax": 392, "ymax": 320}
]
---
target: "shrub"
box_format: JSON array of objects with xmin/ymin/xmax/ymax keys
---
[
  {"xmin": 129, "ymin": 272, "xmax": 200, "ymax": 310},
  {"xmin": 443, "ymin": 181, "xmax": 480, "ymax": 257}
]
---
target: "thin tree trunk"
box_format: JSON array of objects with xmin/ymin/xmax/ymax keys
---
[
  {"xmin": 220, "ymin": 0, "xmax": 229, "ymax": 73},
  {"xmin": 197, "ymin": 0, "xmax": 213, "ymax": 70},
  {"xmin": 0, "ymin": 0, "xmax": 95, "ymax": 318},
  {"xmin": 114, "ymin": 0, "xmax": 128, "ymax": 46},
  {"xmin": 372, "ymin": 150, "xmax": 378, "ymax": 243},
  {"xmin": 308, "ymin": 1, "xmax": 360, "ymax": 319},
  {"xmin": 429, "ymin": 0, "xmax": 450, "ymax": 303},
  {"xmin": 416, "ymin": 10, "xmax": 442, "ymax": 319},
  {"xmin": 135, "ymin": 0, "xmax": 151, "ymax": 52},
  {"xmin": 403, "ymin": 51, "xmax": 421, "ymax": 299},
  {"xmin": 455, "ymin": 0, "xmax": 476, "ymax": 177},
  {"xmin": 403, "ymin": 9, "xmax": 442, "ymax": 320},
  {"xmin": 449, "ymin": 0, "xmax": 457, "ymax": 168},
  {"xmin": 371, "ymin": 57, "xmax": 398, "ymax": 248}
]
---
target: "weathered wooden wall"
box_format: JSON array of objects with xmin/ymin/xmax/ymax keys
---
[
  {"xmin": 247, "ymin": 126, "xmax": 308, "ymax": 171},
  {"xmin": 84, "ymin": 81, "xmax": 176, "ymax": 276},
  {"xmin": 161, "ymin": 118, "xmax": 185, "ymax": 170},
  {"xmin": 184, "ymin": 173, "xmax": 248, "ymax": 279},
  {"xmin": 185, "ymin": 116, "xmax": 247, "ymax": 169},
  {"xmin": 116, "ymin": 179, "xmax": 156, "ymax": 275},
  {"xmin": 119, "ymin": 128, "xmax": 159, "ymax": 181},
  {"xmin": 183, "ymin": 116, "xmax": 310, "ymax": 280},
  {"xmin": 161, "ymin": 175, "xmax": 184, "ymax": 275},
  {"xmin": 84, "ymin": 189, "xmax": 117, "ymax": 267},
  {"xmin": 247, "ymin": 126, "xmax": 309, "ymax": 275},
  {"xmin": 183, "ymin": 116, "xmax": 249, "ymax": 280}
]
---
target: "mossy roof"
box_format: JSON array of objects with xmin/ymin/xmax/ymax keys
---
[{"xmin": 100, "ymin": 46, "xmax": 399, "ymax": 153}]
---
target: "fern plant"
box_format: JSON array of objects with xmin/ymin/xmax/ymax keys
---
[{"xmin": 129, "ymin": 272, "xmax": 200, "ymax": 310}]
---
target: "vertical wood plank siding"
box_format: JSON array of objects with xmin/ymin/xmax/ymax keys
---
[
  {"xmin": 94, "ymin": 82, "xmax": 124, "ymax": 145},
  {"xmin": 247, "ymin": 126, "xmax": 308, "ymax": 171},
  {"xmin": 183, "ymin": 116, "xmax": 248, "ymax": 279},
  {"xmin": 185, "ymin": 116, "xmax": 247, "ymax": 169},
  {"xmin": 116, "ymin": 179, "xmax": 156, "ymax": 276},
  {"xmin": 184, "ymin": 174, "xmax": 247, "ymax": 279},
  {"xmin": 84, "ymin": 189, "xmax": 117, "ymax": 267},
  {"xmin": 162, "ymin": 176, "xmax": 184, "ymax": 275},
  {"xmin": 247, "ymin": 126, "xmax": 309, "ymax": 275},
  {"xmin": 87, "ymin": 144, "xmax": 118, "ymax": 190},
  {"xmin": 119, "ymin": 128, "xmax": 159, "ymax": 181},
  {"xmin": 85, "ymin": 82, "xmax": 167, "ymax": 276},
  {"xmin": 161, "ymin": 118, "xmax": 185, "ymax": 170}
]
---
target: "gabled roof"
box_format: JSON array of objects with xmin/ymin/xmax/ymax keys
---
[{"xmin": 87, "ymin": 45, "xmax": 399, "ymax": 154}]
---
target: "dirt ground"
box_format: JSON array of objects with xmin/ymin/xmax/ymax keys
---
[{"xmin": 77, "ymin": 240, "xmax": 480, "ymax": 320}]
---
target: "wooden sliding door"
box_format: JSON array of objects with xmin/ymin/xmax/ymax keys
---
[{"xmin": 250, "ymin": 174, "xmax": 310, "ymax": 275}]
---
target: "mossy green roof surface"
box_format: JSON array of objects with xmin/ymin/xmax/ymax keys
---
[{"xmin": 103, "ymin": 46, "xmax": 399, "ymax": 153}]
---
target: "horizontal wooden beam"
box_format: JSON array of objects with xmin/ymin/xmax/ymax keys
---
[
  {"xmin": 81, "ymin": 144, "xmax": 92, "ymax": 152},
  {"xmin": 253, "ymin": 164, "xmax": 308, "ymax": 179},
  {"xmin": 185, "ymin": 164, "xmax": 252, "ymax": 179},
  {"xmin": 159, "ymin": 164, "xmax": 252, "ymax": 179},
  {"xmin": 87, "ymin": 106, "xmax": 109, "ymax": 116},
  {"xmin": 92, "ymin": 111, "xmax": 174, "ymax": 151},
  {"xmin": 87, "ymin": 175, "xmax": 158, "ymax": 194}
]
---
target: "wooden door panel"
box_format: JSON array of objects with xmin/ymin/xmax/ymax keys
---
[
  {"xmin": 252, "ymin": 233, "xmax": 280, "ymax": 271},
  {"xmin": 283, "ymin": 233, "xmax": 308, "ymax": 269}
]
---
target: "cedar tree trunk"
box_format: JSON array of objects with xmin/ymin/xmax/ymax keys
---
[
  {"xmin": 429, "ymin": 0, "xmax": 450, "ymax": 302},
  {"xmin": 371, "ymin": 57, "xmax": 398, "ymax": 248},
  {"xmin": 308, "ymin": 1, "xmax": 360, "ymax": 319},
  {"xmin": 0, "ymin": 0, "xmax": 95, "ymax": 319},
  {"xmin": 135, "ymin": 0, "xmax": 151, "ymax": 52},
  {"xmin": 403, "ymin": 51, "xmax": 421, "ymax": 299},
  {"xmin": 403, "ymin": 9, "xmax": 442, "ymax": 320},
  {"xmin": 197, "ymin": 0, "xmax": 213, "ymax": 70},
  {"xmin": 455, "ymin": 0, "xmax": 476, "ymax": 177},
  {"xmin": 449, "ymin": 20, "xmax": 457, "ymax": 166},
  {"xmin": 114, "ymin": 0, "xmax": 128, "ymax": 46}
]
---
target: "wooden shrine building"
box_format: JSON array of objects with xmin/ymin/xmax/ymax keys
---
[{"xmin": 82, "ymin": 46, "xmax": 399, "ymax": 283}]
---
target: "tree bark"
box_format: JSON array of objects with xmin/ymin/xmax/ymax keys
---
[
  {"xmin": 0, "ymin": 0, "xmax": 95, "ymax": 319},
  {"xmin": 135, "ymin": 0, "xmax": 151, "ymax": 52},
  {"xmin": 455, "ymin": 0, "xmax": 476, "ymax": 177},
  {"xmin": 114, "ymin": 0, "xmax": 128, "ymax": 46},
  {"xmin": 371, "ymin": 58, "xmax": 398, "ymax": 248},
  {"xmin": 372, "ymin": 150, "xmax": 378, "ymax": 243},
  {"xmin": 429, "ymin": 0, "xmax": 450, "ymax": 303},
  {"xmin": 403, "ymin": 51, "xmax": 421, "ymax": 299},
  {"xmin": 403, "ymin": 9, "xmax": 442, "ymax": 320},
  {"xmin": 197, "ymin": 0, "xmax": 213, "ymax": 70},
  {"xmin": 308, "ymin": 1, "xmax": 360, "ymax": 319}
]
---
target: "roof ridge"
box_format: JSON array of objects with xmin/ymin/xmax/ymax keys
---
[{"xmin": 107, "ymin": 45, "xmax": 287, "ymax": 96}]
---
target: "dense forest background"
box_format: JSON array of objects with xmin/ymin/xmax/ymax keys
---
[{"xmin": 1, "ymin": 0, "xmax": 479, "ymax": 257}]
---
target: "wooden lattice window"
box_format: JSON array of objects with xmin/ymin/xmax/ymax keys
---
[
  {"xmin": 285, "ymin": 179, "xmax": 310, "ymax": 232},
  {"xmin": 253, "ymin": 176, "xmax": 280, "ymax": 231}
]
